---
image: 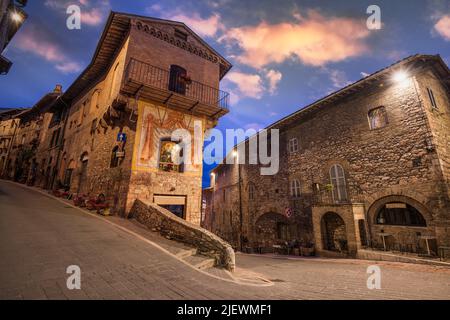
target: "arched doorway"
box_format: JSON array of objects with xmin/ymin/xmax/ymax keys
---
[
  {"xmin": 375, "ymin": 202, "xmax": 426, "ymax": 227},
  {"xmin": 321, "ymin": 212, "xmax": 348, "ymax": 252},
  {"xmin": 369, "ymin": 197, "xmax": 431, "ymax": 253}
]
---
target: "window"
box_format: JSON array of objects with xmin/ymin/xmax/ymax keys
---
[
  {"xmin": 169, "ymin": 65, "xmax": 187, "ymax": 95},
  {"xmin": 288, "ymin": 138, "xmax": 299, "ymax": 153},
  {"xmin": 248, "ymin": 184, "xmax": 255, "ymax": 200},
  {"xmin": 376, "ymin": 203, "xmax": 426, "ymax": 227},
  {"xmin": 54, "ymin": 128, "xmax": 61, "ymax": 147},
  {"xmin": 158, "ymin": 139, "xmax": 183, "ymax": 172},
  {"xmin": 91, "ymin": 89, "xmax": 100, "ymax": 112},
  {"xmin": 368, "ymin": 106, "xmax": 388, "ymax": 130},
  {"xmin": 78, "ymin": 101, "xmax": 88, "ymax": 126},
  {"xmin": 330, "ymin": 164, "xmax": 348, "ymax": 202},
  {"xmin": 109, "ymin": 63, "xmax": 121, "ymax": 100},
  {"xmin": 110, "ymin": 146, "xmax": 119, "ymax": 168},
  {"xmin": 90, "ymin": 119, "xmax": 98, "ymax": 135},
  {"xmin": 427, "ymin": 88, "xmax": 438, "ymax": 110},
  {"xmin": 174, "ymin": 29, "xmax": 188, "ymax": 41},
  {"xmin": 290, "ymin": 179, "xmax": 301, "ymax": 198}
]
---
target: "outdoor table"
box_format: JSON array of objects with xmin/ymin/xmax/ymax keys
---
[
  {"xmin": 419, "ymin": 235, "xmax": 437, "ymax": 256},
  {"xmin": 377, "ymin": 233, "xmax": 392, "ymax": 251},
  {"xmin": 272, "ymin": 245, "xmax": 283, "ymax": 254}
]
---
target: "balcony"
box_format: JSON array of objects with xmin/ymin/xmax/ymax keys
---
[{"xmin": 122, "ymin": 58, "xmax": 230, "ymax": 118}]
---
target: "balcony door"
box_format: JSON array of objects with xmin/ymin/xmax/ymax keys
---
[{"xmin": 169, "ymin": 65, "xmax": 187, "ymax": 95}]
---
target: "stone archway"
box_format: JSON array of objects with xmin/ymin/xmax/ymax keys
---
[
  {"xmin": 321, "ymin": 212, "xmax": 348, "ymax": 252},
  {"xmin": 367, "ymin": 195, "xmax": 432, "ymax": 227},
  {"xmin": 367, "ymin": 195, "xmax": 435, "ymax": 254}
]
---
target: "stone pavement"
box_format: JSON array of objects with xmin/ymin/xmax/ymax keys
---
[{"xmin": 1, "ymin": 180, "xmax": 449, "ymax": 300}]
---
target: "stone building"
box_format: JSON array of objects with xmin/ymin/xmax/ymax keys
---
[
  {"xmin": 0, "ymin": 108, "xmax": 27, "ymax": 176},
  {"xmin": 206, "ymin": 54, "xmax": 450, "ymax": 257},
  {"xmin": 0, "ymin": 87, "xmax": 61, "ymax": 183},
  {"xmin": 1, "ymin": 12, "xmax": 231, "ymax": 225}
]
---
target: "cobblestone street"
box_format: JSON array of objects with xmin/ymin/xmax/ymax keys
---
[{"xmin": 1, "ymin": 181, "xmax": 449, "ymax": 300}]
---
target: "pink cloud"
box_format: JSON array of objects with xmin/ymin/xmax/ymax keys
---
[
  {"xmin": 146, "ymin": 5, "xmax": 223, "ymax": 38},
  {"xmin": 434, "ymin": 15, "xmax": 450, "ymax": 41},
  {"xmin": 170, "ymin": 12, "xmax": 222, "ymax": 37},
  {"xmin": 13, "ymin": 29, "xmax": 81, "ymax": 74},
  {"xmin": 265, "ymin": 69, "xmax": 282, "ymax": 94},
  {"xmin": 327, "ymin": 69, "xmax": 351, "ymax": 89},
  {"xmin": 219, "ymin": 10, "xmax": 370, "ymax": 68},
  {"xmin": 45, "ymin": 0, "xmax": 109, "ymax": 26},
  {"xmin": 224, "ymin": 71, "xmax": 264, "ymax": 100},
  {"xmin": 81, "ymin": 7, "xmax": 104, "ymax": 26},
  {"xmin": 56, "ymin": 62, "xmax": 83, "ymax": 74}
]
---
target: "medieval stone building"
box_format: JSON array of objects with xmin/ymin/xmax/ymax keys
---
[
  {"xmin": 205, "ymin": 55, "xmax": 450, "ymax": 257},
  {"xmin": 1, "ymin": 12, "xmax": 231, "ymax": 225}
]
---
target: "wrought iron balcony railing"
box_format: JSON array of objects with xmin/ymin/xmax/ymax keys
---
[{"xmin": 123, "ymin": 58, "xmax": 230, "ymax": 114}]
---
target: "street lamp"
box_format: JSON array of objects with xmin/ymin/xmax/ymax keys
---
[
  {"xmin": 392, "ymin": 70, "xmax": 408, "ymax": 83},
  {"xmin": 10, "ymin": 11, "xmax": 24, "ymax": 23}
]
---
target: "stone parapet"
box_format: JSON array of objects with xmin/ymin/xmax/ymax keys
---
[{"xmin": 129, "ymin": 199, "xmax": 235, "ymax": 271}]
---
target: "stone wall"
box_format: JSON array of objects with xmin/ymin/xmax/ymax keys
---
[
  {"xmin": 61, "ymin": 37, "xmax": 134, "ymax": 216},
  {"xmin": 130, "ymin": 199, "xmax": 235, "ymax": 271},
  {"xmin": 127, "ymin": 19, "xmax": 221, "ymax": 90}
]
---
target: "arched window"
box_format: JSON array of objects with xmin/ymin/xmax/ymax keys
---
[
  {"xmin": 109, "ymin": 63, "xmax": 121, "ymax": 100},
  {"xmin": 290, "ymin": 179, "xmax": 301, "ymax": 198},
  {"xmin": 90, "ymin": 89, "xmax": 101, "ymax": 112},
  {"xmin": 368, "ymin": 106, "xmax": 388, "ymax": 130},
  {"xmin": 248, "ymin": 183, "xmax": 256, "ymax": 200},
  {"xmin": 376, "ymin": 203, "xmax": 426, "ymax": 226},
  {"xmin": 110, "ymin": 146, "xmax": 119, "ymax": 168},
  {"xmin": 330, "ymin": 164, "xmax": 347, "ymax": 202}
]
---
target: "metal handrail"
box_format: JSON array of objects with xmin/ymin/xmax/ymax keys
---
[{"xmin": 125, "ymin": 58, "xmax": 229, "ymax": 110}]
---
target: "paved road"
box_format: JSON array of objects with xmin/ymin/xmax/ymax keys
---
[{"xmin": 1, "ymin": 181, "xmax": 449, "ymax": 300}]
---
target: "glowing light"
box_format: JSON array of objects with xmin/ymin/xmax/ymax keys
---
[
  {"xmin": 232, "ymin": 150, "xmax": 238, "ymax": 158},
  {"xmin": 392, "ymin": 70, "xmax": 408, "ymax": 83},
  {"xmin": 11, "ymin": 11, "xmax": 23, "ymax": 23}
]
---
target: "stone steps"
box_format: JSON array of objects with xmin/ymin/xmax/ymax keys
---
[
  {"xmin": 175, "ymin": 248, "xmax": 198, "ymax": 259},
  {"xmin": 183, "ymin": 254, "xmax": 216, "ymax": 270},
  {"xmin": 109, "ymin": 217, "xmax": 222, "ymax": 272}
]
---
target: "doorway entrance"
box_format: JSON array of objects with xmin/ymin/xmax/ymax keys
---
[
  {"xmin": 321, "ymin": 212, "xmax": 347, "ymax": 252},
  {"xmin": 154, "ymin": 195, "xmax": 186, "ymax": 219}
]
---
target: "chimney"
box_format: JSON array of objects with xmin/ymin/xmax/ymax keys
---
[{"xmin": 53, "ymin": 84, "xmax": 63, "ymax": 94}]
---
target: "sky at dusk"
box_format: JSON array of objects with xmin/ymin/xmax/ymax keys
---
[{"xmin": 1, "ymin": 0, "xmax": 449, "ymax": 187}]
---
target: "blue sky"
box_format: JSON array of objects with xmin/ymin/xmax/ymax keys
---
[{"xmin": 1, "ymin": 0, "xmax": 449, "ymax": 187}]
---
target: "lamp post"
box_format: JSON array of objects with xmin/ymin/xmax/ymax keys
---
[
  {"xmin": 0, "ymin": 0, "xmax": 28, "ymax": 75},
  {"xmin": 233, "ymin": 150, "xmax": 243, "ymax": 252}
]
